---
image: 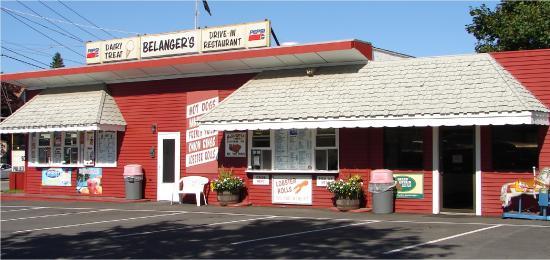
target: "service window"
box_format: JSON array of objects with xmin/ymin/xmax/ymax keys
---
[
  {"xmin": 251, "ymin": 130, "xmax": 272, "ymax": 170},
  {"xmin": 37, "ymin": 133, "xmax": 52, "ymax": 164},
  {"xmin": 248, "ymin": 129, "xmax": 339, "ymax": 172},
  {"xmin": 63, "ymin": 132, "xmax": 80, "ymax": 165},
  {"xmin": 384, "ymin": 128, "xmax": 424, "ymax": 170},
  {"xmin": 492, "ymin": 125, "xmax": 539, "ymax": 171}
]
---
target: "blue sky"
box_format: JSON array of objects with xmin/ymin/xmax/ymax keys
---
[{"xmin": 0, "ymin": 1, "xmax": 497, "ymax": 73}]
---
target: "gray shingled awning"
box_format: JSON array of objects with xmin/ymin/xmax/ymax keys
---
[
  {"xmin": 198, "ymin": 53, "xmax": 549, "ymax": 130},
  {"xmin": 0, "ymin": 85, "xmax": 126, "ymax": 133}
]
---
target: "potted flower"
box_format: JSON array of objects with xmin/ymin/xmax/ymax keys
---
[
  {"xmin": 210, "ymin": 167, "xmax": 245, "ymax": 206},
  {"xmin": 326, "ymin": 175, "xmax": 363, "ymax": 211}
]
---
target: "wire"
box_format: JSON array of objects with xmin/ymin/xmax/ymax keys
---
[
  {"xmin": 1, "ymin": 43, "xmax": 84, "ymax": 65},
  {"xmin": 56, "ymin": 0, "xmax": 117, "ymax": 38},
  {"xmin": 1, "ymin": 9, "xmax": 84, "ymax": 57},
  {"xmin": 16, "ymin": 0, "xmax": 84, "ymax": 42},
  {"xmin": 1, "ymin": 54, "xmax": 46, "ymax": 69},
  {"xmin": 38, "ymin": 0, "xmax": 103, "ymax": 41},
  {"xmin": 2, "ymin": 7, "xmax": 83, "ymax": 43},
  {"xmin": 2, "ymin": 46, "xmax": 50, "ymax": 67}
]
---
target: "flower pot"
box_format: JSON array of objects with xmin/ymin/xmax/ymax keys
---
[
  {"xmin": 335, "ymin": 198, "xmax": 360, "ymax": 211},
  {"xmin": 217, "ymin": 191, "xmax": 240, "ymax": 206}
]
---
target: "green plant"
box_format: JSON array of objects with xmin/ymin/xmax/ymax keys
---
[
  {"xmin": 210, "ymin": 167, "xmax": 245, "ymax": 193},
  {"xmin": 326, "ymin": 174, "xmax": 363, "ymax": 199}
]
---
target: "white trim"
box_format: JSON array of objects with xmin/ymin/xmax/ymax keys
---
[
  {"xmin": 0, "ymin": 124, "xmax": 125, "ymax": 134},
  {"xmin": 200, "ymin": 111, "xmax": 549, "ymax": 131},
  {"xmin": 432, "ymin": 127, "xmax": 440, "ymax": 215},
  {"xmin": 475, "ymin": 126, "xmax": 482, "ymax": 216},
  {"xmin": 157, "ymin": 132, "xmax": 181, "ymax": 202}
]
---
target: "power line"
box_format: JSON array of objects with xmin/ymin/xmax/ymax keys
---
[
  {"xmin": 16, "ymin": 0, "xmax": 84, "ymax": 42},
  {"xmin": 2, "ymin": 7, "xmax": 84, "ymax": 43},
  {"xmin": 1, "ymin": 43, "xmax": 84, "ymax": 65},
  {"xmin": 1, "ymin": 7, "xmax": 141, "ymax": 35},
  {"xmin": 1, "ymin": 54, "xmax": 46, "ymax": 69},
  {"xmin": 57, "ymin": 0, "xmax": 117, "ymax": 38},
  {"xmin": 2, "ymin": 46, "xmax": 51, "ymax": 67},
  {"xmin": 38, "ymin": 0, "xmax": 103, "ymax": 41},
  {"xmin": 1, "ymin": 9, "xmax": 85, "ymax": 57}
]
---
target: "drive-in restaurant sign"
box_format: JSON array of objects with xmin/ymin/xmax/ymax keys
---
[{"xmin": 86, "ymin": 20, "xmax": 270, "ymax": 64}]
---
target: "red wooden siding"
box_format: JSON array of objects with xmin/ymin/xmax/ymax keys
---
[{"xmin": 486, "ymin": 49, "xmax": 550, "ymax": 216}]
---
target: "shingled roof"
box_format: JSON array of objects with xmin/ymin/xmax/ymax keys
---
[
  {"xmin": 0, "ymin": 85, "xmax": 126, "ymax": 133},
  {"xmin": 198, "ymin": 53, "xmax": 549, "ymax": 130}
]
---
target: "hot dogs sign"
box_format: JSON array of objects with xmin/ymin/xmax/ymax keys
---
[{"xmin": 272, "ymin": 175, "xmax": 312, "ymax": 205}]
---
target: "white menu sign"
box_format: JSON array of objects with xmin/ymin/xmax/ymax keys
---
[
  {"xmin": 272, "ymin": 175, "xmax": 312, "ymax": 205},
  {"xmin": 253, "ymin": 174, "xmax": 269, "ymax": 185},
  {"xmin": 316, "ymin": 176, "xmax": 335, "ymax": 187},
  {"xmin": 185, "ymin": 96, "xmax": 219, "ymax": 168},
  {"xmin": 141, "ymin": 30, "xmax": 200, "ymax": 59}
]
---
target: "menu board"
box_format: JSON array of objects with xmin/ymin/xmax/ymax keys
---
[
  {"xmin": 274, "ymin": 129, "xmax": 312, "ymax": 170},
  {"xmin": 96, "ymin": 131, "xmax": 116, "ymax": 165}
]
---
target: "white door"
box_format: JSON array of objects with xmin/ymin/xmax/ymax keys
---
[{"xmin": 157, "ymin": 132, "xmax": 180, "ymax": 201}]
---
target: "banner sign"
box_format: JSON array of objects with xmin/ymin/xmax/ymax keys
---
[
  {"xmin": 141, "ymin": 30, "xmax": 200, "ymax": 59},
  {"xmin": 186, "ymin": 91, "xmax": 219, "ymax": 173},
  {"xmin": 42, "ymin": 168, "xmax": 71, "ymax": 186},
  {"xmin": 77, "ymin": 168, "xmax": 103, "ymax": 195},
  {"xmin": 225, "ymin": 132, "xmax": 246, "ymax": 157},
  {"xmin": 272, "ymin": 175, "xmax": 312, "ymax": 205},
  {"xmin": 394, "ymin": 172, "xmax": 424, "ymax": 199},
  {"xmin": 86, "ymin": 20, "xmax": 270, "ymax": 64},
  {"xmin": 253, "ymin": 174, "xmax": 269, "ymax": 185}
]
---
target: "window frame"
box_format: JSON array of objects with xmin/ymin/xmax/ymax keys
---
[
  {"xmin": 247, "ymin": 129, "xmax": 339, "ymax": 173},
  {"xmin": 27, "ymin": 130, "xmax": 118, "ymax": 168},
  {"xmin": 491, "ymin": 125, "xmax": 539, "ymax": 172},
  {"xmin": 383, "ymin": 127, "xmax": 424, "ymax": 170}
]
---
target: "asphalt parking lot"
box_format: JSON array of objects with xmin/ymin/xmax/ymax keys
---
[{"xmin": 1, "ymin": 200, "xmax": 549, "ymax": 259}]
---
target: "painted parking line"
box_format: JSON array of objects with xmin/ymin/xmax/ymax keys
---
[
  {"xmin": 383, "ymin": 224, "xmax": 503, "ymax": 255},
  {"xmin": 2, "ymin": 209, "xmax": 114, "ymax": 222},
  {"xmin": 112, "ymin": 216, "xmax": 278, "ymax": 238},
  {"xmin": 231, "ymin": 220, "xmax": 381, "ymax": 245},
  {"xmin": 1, "ymin": 207, "xmax": 45, "ymax": 213},
  {"xmin": 11, "ymin": 212, "xmax": 186, "ymax": 234}
]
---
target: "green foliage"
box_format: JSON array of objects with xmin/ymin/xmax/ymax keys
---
[
  {"xmin": 50, "ymin": 52, "xmax": 65, "ymax": 68},
  {"xmin": 466, "ymin": 1, "xmax": 550, "ymax": 53},
  {"xmin": 210, "ymin": 167, "xmax": 245, "ymax": 193},
  {"xmin": 326, "ymin": 174, "xmax": 363, "ymax": 199}
]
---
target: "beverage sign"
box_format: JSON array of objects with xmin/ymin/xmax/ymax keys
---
[
  {"xmin": 41, "ymin": 168, "xmax": 71, "ymax": 186},
  {"xmin": 253, "ymin": 174, "xmax": 269, "ymax": 185},
  {"xmin": 393, "ymin": 172, "xmax": 424, "ymax": 199},
  {"xmin": 141, "ymin": 30, "xmax": 200, "ymax": 59},
  {"xmin": 186, "ymin": 91, "xmax": 219, "ymax": 172},
  {"xmin": 201, "ymin": 21, "xmax": 270, "ymax": 52},
  {"xmin": 272, "ymin": 175, "xmax": 312, "ymax": 205},
  {"xmin": 225, "ymin": 132, "xmax": 246, "ymax": 157}
]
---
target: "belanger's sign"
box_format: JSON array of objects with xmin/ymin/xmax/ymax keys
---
[{"xmin": 86, "ymin": 20, "xmax": 270, "ymax": 64}]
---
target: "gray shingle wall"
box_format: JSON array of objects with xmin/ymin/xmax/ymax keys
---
[
  {"xmin": 0, "ymin": 85, "xmax": 126, "ymax": 130},
  {"xmin": 200, "ymin": 53, "xmax": 548, "ymax": 123}
]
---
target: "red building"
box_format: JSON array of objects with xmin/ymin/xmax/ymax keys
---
[{"xmin": 1, "ymin": 37, "xmax": 549, "ymax": 216}]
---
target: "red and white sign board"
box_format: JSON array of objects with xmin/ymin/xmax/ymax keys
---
[
  {"xmin": 272, "ymin": 175, "xmax": 312, "ymax": 205},
  {"xmin": 185, "ymin": 91, "xmax": 219, "ymax": 173}
]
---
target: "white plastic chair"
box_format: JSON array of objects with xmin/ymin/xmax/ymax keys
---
[{"xmin": 171, "ymin": 176, "xmax": 209, "ymax": 206}]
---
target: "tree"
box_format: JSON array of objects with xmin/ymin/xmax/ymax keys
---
[
  {"xmin": 50, "ymin": 52, "xmax": 65, "ymax": 68},
  {"xmin": 466, "ymin": 1, "xmax": 550, "ymax": 53}
]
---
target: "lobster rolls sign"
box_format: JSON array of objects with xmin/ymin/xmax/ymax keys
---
[
  {"xmin": 272, "ymin": 175, "xmax": 312, "ymax": 205},
  {"xmin": 186, "ymin": 91, "xmax": 219, "ymax": 173}
]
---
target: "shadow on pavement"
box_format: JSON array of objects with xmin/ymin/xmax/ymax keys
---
[{"xmin": 1, "ymin": 218, "xmax": 457, "ymax": 259}]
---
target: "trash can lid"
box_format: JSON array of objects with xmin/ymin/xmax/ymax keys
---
[
  {"xmin": 124, "ymin": 164, "xmax": 143, "ymax": 176},
  {"xmin": 370, "ymin": 169, "xmax": 394, "ymax": 184}
]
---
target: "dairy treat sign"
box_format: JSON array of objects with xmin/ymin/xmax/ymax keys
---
[
  {"xmin": 272, "ymin": 175, "xmax": 312, "ymax": 205},
  {"xmin": 185, "ymin": 91, "xmax": 219, "ymax": 173}
]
